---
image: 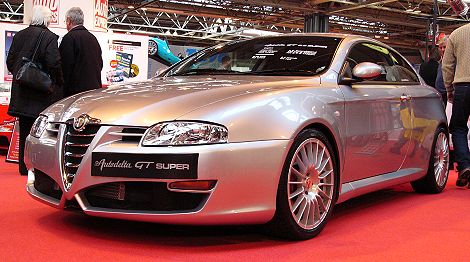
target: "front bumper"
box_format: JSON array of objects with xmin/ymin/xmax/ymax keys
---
[{"xmin": 25, "ymin": 125, "xmax": 290, "ymax": 225}]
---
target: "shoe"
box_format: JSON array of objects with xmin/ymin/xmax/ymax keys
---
[{"xmin": 456, "ymin": 168, "xmax": 470, "ymax": 187}]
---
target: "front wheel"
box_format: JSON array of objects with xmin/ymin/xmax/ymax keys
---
[
  {"xmin": 411, "ymin": 126, "xmax": 449, "ymax": 193},
  {"xmin": 267, "ymin": 129, "xmax": 338, "ymax": 240}
]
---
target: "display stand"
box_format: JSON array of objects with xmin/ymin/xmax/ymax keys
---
[{"xmin": 6, "ymin": 120, "xmax": 19, "ymax": 163}]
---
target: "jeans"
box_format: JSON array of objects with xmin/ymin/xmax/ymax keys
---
[{"xmin": 449, "ymin": 84, "xmax": 470, "ymax": 172}]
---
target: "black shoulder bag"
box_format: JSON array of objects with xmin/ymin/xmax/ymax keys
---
[{"xmin": 16, "ymin": 30, "xmax": 53, "ymax": 93}]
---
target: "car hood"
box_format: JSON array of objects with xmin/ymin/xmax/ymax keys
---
[{"xmin": 45, "ymin": 75, "xmax": 320, "ymax": 126}]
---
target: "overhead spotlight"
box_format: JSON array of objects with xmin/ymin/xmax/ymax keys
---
[
  {"xmin": 374, "ymin": 35, "xmax": 381, "ymax": 38},
  {"xmin": 128, "ymin": 5, "xmax": 134, "ymax": 9},
  {"xmin": 413, "ymin": 10, "xmax": 422, "ymax": 13},
  {"xmin": 141, "ymin": 7, "xmax": 147, "ymax": 11},
  {"xmin": 384, "ymin": 36, "xmax": 389, "ymax": 40}
]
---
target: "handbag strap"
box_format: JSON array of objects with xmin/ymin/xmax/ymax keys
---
[{"xmin": 31, "ymin": 30, "xmax": 46, "ymax": 62}]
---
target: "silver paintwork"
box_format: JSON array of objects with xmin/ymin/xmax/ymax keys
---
[
  {"xmin": 25, "ymin": 33, "xmax": 448, "ymax": 226},
  {"xmin": 352, "ymin": 62, "xmax": 383, "ymax": 79}
]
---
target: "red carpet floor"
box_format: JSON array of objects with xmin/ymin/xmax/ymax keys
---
[{"xmin": 0, "ymin": 154, "xmax": 469, "ymax": 262}]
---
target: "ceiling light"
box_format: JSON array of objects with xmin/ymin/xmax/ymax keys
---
[
  {"xmin": 384, "ymin": 36, "xmax": 389, "ymax": 40},
  {"xmin": 128, "ymin": 5, "xmax": 134, "ymax": 9},
  {"xmin": 141, "ymin": 7, "xmax": 147, "ymax": 11},
  {"xmin": 413, "ymin": 10, "xmax": 422, "ymax": 13}
]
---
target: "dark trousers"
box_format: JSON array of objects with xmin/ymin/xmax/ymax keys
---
[
  {"xmin": 18, "ymin": 116, "xmax": 35, "ymax": 175},
  {"xmin": 449, "ymin": 84, "xmax": 470, "ymax": 172}
]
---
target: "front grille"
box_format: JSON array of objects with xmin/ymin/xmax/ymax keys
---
[
  {"xmin": 34, "ymin": 169, "xmax": 63, "ymax": 200},
  {"xmin": 109, "ymin": 127, "xmax": 146, "ymax": 142},
  {"xmin": 84, "ymin": 182, "xmax": 208, "ymax": 212},
  {"xmin": 62, "ymin": 124, "xmax": 100, "ymax": 190}
]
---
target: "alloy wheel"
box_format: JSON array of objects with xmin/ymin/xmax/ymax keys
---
[{"xmin": 287, "ymin": 138, "xmax": 335, "ymax": 230}]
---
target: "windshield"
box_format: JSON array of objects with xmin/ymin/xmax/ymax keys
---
[{"xmin": 166, "ymin": 36, "xmax": 341, "ymax": 77}]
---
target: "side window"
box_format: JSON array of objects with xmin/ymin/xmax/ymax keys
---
[
  {"xmin": 343, "ymin": 42, "xmax": 419, "ymax": 83},
  {"xmin": 344, "ymin": 43, "xmax": 391, "ymax": 82},
  {"xmin": 388, "ymin": 50, "xmax": 419, "ymax": 82}
]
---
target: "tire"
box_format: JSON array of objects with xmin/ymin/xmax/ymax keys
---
[
  {"xmin": 411, "ymin": 126, "xmax": 449, "ymax": 193},
  {"xmin": 148, "ymin": 40, "xmax": 158, "ymax": 56},
  {"xmin": 266, "ymin": 129, "xmax": 339, "ymax": 240}
]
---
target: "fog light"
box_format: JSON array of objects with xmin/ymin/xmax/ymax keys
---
[{"xmin": 169, "ymin": 180, "xmax": 217, "ymax": 191}]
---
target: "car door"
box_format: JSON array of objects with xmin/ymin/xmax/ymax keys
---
[{"xmin": 339, "ymin": 42, "xmax": 414, "ymax": 183}]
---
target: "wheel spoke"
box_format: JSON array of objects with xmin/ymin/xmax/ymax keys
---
[
  {"xmin": 319, "ymin": 182, "xmax": 334, "ymax": 187},
  {"xmin": 288, "ymin": 181, "xmax": 303, "ymax": 185},
  {"xmin": 316, "ymin": 147, "xmax": 325, "ymax": 169},
  {"xmin": 313, "ymin": 197, "xmax": 321, "ymax": 221},
  {"xmin": 318, "ymin": 188, "xmax": 332, "ymax": 200},
  {"xmin": 295, "ymin": 155, "xmax": 307, "ymax": 174},
  {"xmin": 300, "ymin": 200, "xmax": 311, "ymax": 225},
  {"xmin": 300, "ymin": 147, "xmax": 309, "ymax": 168},
  {"xmin": 319, "ymin": 169, "xmax": 333, "ymax": 180},
  {"xmin": 297, "ymin": 198, "xmax": 308, "ymax": 223},
  {"xmin": 291, "ymin": 167, "xmax": 306, "ymax": 179},
  {"xmin": 316, "ymin": 195, "xmax": 327, "ymax": 212},
  {"xmin": 318, "ymin": 157, "xmax": 331, "ymax": 173},
  {"xmin": 306, "ymin": 143, "xmax": 314, "ymax": 165},
  {"xmin": 291, "ymin": 194, "xmax": 305, "ymax": 212},
  {"xmin": 289, "ymin": 187, "xmax": 304, "ymax": 200}
]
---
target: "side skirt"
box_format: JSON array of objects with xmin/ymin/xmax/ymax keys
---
[{"xmin": 337, "ymin": 168, "xmax": 423, "ymax": 204}]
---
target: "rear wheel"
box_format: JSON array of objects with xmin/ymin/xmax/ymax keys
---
[
  {"xmin": 267, "ymin": 129, "xmax": 338, "ymax": 240},
  {"xmin": 411, "ymin": 127, "xmax": 449, "ymax": 193}
]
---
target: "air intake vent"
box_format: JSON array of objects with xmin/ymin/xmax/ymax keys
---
[{"xmin": 62, "ymin": 124, "xmax": 100, "ymax": 190}]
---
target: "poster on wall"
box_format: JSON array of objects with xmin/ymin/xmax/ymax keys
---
[
  {"xmin": 4, "ymin": 31, "xmax": 16, "ymax": 82},
  {"xmin": 104, "ymin": 37, "xmax": 148, "ymax": 84},
  {"xmin": 33, "ymin": 0, "xmax": 60, "ymax": 25},
  {"xmin": 94, "ymin": 0, "xmax": 108, "ymax": 30}
]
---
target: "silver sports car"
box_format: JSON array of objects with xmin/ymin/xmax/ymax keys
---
[{"xmin": 25, "ymin": 34, "xmax": 449, "ymax": 240}]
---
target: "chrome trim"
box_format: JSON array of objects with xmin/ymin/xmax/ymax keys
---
[
  {"xmin": 65, "ymin": 163, "xmax": 80, "ymax": 168},
  {"xmin": 109, "ymin": 132, "xmax": 144, "ymax": 137},
  {"xmin": 65, "ymin": 152, "xmax": 85, "ymax": 158},
  {"xmin": 67, "ymin": 132, "xmax": 95, "ymax": 137},
  {"xmin": 65, "ymin": 142, "xmax": 90, "ymax": 147}
]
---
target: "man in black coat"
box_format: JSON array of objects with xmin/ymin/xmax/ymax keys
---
[
  {"xmin": 6, "ymin": 6, "xmax": 63, "ymax": 175},
  {"xmin": 60, "ymin": 7, "xmax": 103, "ymax": 97}
]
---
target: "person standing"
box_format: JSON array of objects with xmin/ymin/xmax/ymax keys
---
[
  {"xmin": 442, "ymin": 23, "xmax": 470, "ymax": 187},
  {"xmin": 419, "ymin": 47, "xmax": 440, "ymax": 88},
  {"xmin": 6, "ymin": 5, "xmax": 63, "ymax": 175},
  {"xmin": 435, "ymin": 36, "xmax": 448, "ymax": 106},
  {"xmin": 60, "ymin": 7, "xmax": 103, "ymax": 97}
]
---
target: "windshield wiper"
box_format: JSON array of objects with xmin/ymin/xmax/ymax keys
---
[
  {"xmin": 248, "ymin": 69, "xmax": 316, "ymax": 76},
  {"xmin": 172, "ymin": 68, "xmax": 246, "ymax": 76}
]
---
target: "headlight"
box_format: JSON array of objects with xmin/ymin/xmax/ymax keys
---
[
  {"xmin": 142, "ymin": 121, "xmax": 228, "ymax": 146},
  {"xmin": 30, "ymin": 115, "xmax": 49, "ymax": 138}
]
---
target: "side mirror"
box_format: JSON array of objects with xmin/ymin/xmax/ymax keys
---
[
  {"xmin": 338, "ymin": 62, "xmax": 383, "ymax": 85},
  {"xmin": 352, "ymin": 62, "xmax": 383, "ymax": 80}
]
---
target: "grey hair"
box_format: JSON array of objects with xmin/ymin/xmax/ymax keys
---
[
  {"xmin": 30, "ymin": 5, "xmax": 52, "ymax": 27},
  {"xmin": 66, "ymin": 7, "xmax": 84, "ymax": 25}
]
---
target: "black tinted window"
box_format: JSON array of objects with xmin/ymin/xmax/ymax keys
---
[{"xmin": 167, "ymin": 36, "xmax": 341, "ymax": 76}]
